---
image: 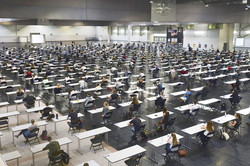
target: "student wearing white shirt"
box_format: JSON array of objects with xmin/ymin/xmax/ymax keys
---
[
  {"xmin": 181, "ymin": 100, "xmax": 199, "ymax": 115},
  {"xmin": 79, "ymin": 77, "xmax": 87, "ymax": 91},
  {"xmin": 165, "ymin": 133, "xmax": 179, "ymax": 153},
  {"xmin": 196, "ymin": 121, "xmax": 215, "ymax": 143},
  {"xmin": 65, "ymin": 75, "xmax": 71, "ymax": 84}
]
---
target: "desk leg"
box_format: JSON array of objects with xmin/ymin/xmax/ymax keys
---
[
  {"xmin": 38, "ymin": 100, "xmax": 40, "ymax": 107},
  {"xmin": 67, "ymin": 143, "xmax": 69, "ymax": 154},
  {"xmin": 54, "ymin": 122, "xmax": 58, "ymax": 135},
  {"xmin": 105, "ymin": 132, "xmax": 109, "ymax": 145},
  {"xmin": 32, "ymin": 153, "xmax": 35, "ymax": 166},
  {"xmin": 16, "ymin": 104, "xmax": 18, "ymax": 111},
  {"xmin": 0, "ymin": 136, "xmax": 2, "ymax": 151},
  {"xmin": 17, "ymin": 158, "xmax": 19, "ymax": 166},
  {"xmin": 12, "ymin": 131, "xmax": 15, "ymax": 146},
  {"xmin": 76, "ymin": 139, "xmax": 83, "ymax": 155},
  {"xmin": 149, "ymin": 119, "xmax": 152, "ymax": 131},
  {"xmin": 27, "ymin": 113, "xmax": 30, "ymax": 123},
  {"xmin": 6, "ymin": 106, "xmax": 8, "ymax": 113},
  {"xmin": 17, "ymin": 115, "xmax": 19, "ymax": 125},
  {"xmin": 45, "ymin": 125, "xmax": 47, "ymax": 131}
]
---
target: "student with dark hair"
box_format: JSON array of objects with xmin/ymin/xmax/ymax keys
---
[
  {"xmin": 128, "ymin": 114, "xmax": 142, "ymax": 140},
  {"xmin": 42, "ymin": 136, "xmax": 61, "ymax": 159}
]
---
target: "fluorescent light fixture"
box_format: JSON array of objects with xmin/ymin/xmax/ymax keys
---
[
  {"xmin": 153, "ymin": 33, "xmax": 167, "ymax": 37},
  {"xmin": 194, "ymin": 31, "xmax": 205, "ymax": 35},
  {"xmin": 242, "ymin": 0, "xmax": 247, "ymax": 4}
]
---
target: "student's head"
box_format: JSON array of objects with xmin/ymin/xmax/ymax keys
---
[
  {"xmin": 47, "ymin": 136, "xmax": 52, "ymax": 142},
  {"xmin": 193, "ymin": 100, "xmax": 197, "ymax": 105},
  {"xmin": 235, "ymin": 113, "xmax": 241, "ymax": 120},
  {"xmin": 71, "ymin": 108, "xmax": 75, "ymax": 113},
  {"xmin": 80, "ymin": 77, "xmax": 83, "ymax": 80},
  {"xmin": 186, "ymin": 87, "xmax": 190, "ymax": 91},
  {"xmin": 171, "ymin": 133, "xmax": 179, "ymax": 146},
  {"xmin": 104, "ymin": 101, "xmax": 109, "ymax": 107},
  {"xmin": 31, "ymin": 119, "xmax": 35, "ymax": 124},
  {"xmin": 45, "ymin": 102, "xmax": 49, "ymax": 106},
  {"xmin": 18, "ymin": 87, "xmax": 22, "ymax": 92},
  {"xmin": 87, "ymin": 92, "xmax": 91, "ymax": 96},
  {"xmin": 113, "ymin": 89, "xmax": 117, "ymax": 94},
  {"xmin": 83, "ymin": 163, "xmax": 89, "ymax": 166},
  {"xmin": 163, "ymin": 108, "xmax": 168, "ymax": 115},
  {"xmin": 206, "ymin": 121, "xmax": 214, "ymax": 132}
]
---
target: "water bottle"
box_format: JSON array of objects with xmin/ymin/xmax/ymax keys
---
[
  {"xmin": 95, "ymin": 105, "xmax": 96, "ymax": 110},
  {"xmin": 56, "ymin": 114, "xmax": 58, "ymax": 119}
]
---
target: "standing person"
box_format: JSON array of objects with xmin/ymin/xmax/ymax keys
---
[
  {"xmin": 42, "ymin": 136, "xmax": 61, "ymax": 159},
  {"xmin": 128, "ymin": 114, "xmax": 142, "ymax": 140}
]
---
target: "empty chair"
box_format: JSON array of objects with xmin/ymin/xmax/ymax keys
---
[
  {"xmin": 124, "ymin": 153, "xmax": 143, "ymax": 166},
  {"xmin": 90, "ymin": 134, "xmax": 105, "ymax": 153},
  {"xmin": 0, "ymin": 117, "xmax": 9, "ymax": 130}
]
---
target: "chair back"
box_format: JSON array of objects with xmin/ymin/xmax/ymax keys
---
[
  {"xmin": 28, "ymin": 128, "xmax": 39, "ymax": 138},
  {"xmin": 170, "ymin": 144, "xmax": 181, "ymax": 153}
]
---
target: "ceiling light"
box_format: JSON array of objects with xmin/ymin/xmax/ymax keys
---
[{"xmin": 150, "ymin": 0, "xmax": 153, "ymax": 4}]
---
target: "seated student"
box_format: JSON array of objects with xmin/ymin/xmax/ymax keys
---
[
  {"xmin": 101, "ymin": 101, "xmax": 111, "ymax": 124},
  {"xmin": 181, "ymin": 100, "xmax": 199, "ymax": 115},
  {"xmin": 115, "ymin": 79, "xmax": 123, "ymax": 91},
  {"xmin": 196, "ymin": 121, "xmax": 214, "ymax": 142},
  {"xmin": 155, "ymin": 91, "xmax": 166, "ymax": 110},
  {"xmin": 155, "ymin": 108, "xmax": 170, "ymax": 131},
  {"xmin": 54, "ymin": 83, "xmax": 62, "ymax": 97},
  {"xmin": 128, "ymin": 114, "xmax": 142, "ymax": 140},
  {"xmin": 188, "ymin": 70, "xmax": 195, "ymax": 80},
  {"xmin": 232, "ymin": 71, "xmax": 240, "ymax": 80},
  {"xmin": 178, "ymin": 88, "xmax": 191, "ymax": 102},
  {"xmin": 46, "ymin": 69, "xmax": 52, "ymax": 77},
  {"xmin": 209, "ymin": 77, "xmax": 218, "ymax": 86},
  {"xmin": 165, "ymin": 133, "xmax": 179, "ymax": 153},
  {"xmin": 100, "ymin": 76, "xmax": 108, "ymax": 86},
  {"xmin": 81, "ymin": 65, "xmax": 87, "ymax": 72},
  {"xmin": 32, "ymin": 73, "xmax": 39, "ymax": 83},
  {"xmin": 42, "ymin": 136, "xmax": 61, "ymax": 160},
  {"xmin": 170, "ymin": 68, "xmax": 177, "ymax": 79},
  {"xmin": 65, "ymin": 75, "xmax": 71, "ymax": 84},
  {"xmin": 129, "ymin": 97, "xmax": 140, "ymax": 114},
  {"xmin": 15, "ymin": 119, "xmax": 37, "ymax": 138},
  {"xmin": 107, "ymin": 90, "xmax": 120, "ymax": 105},
  {"xmin": 229, "ymin": 90, "xmax": 240, "ymax": 106},
  {"xmin": 79, "ymin": 77, "xmax": 87, "ymax": 91},
  {"xmin": 232, "ymin": 78, "xmax": 241, "ymax": 91},
  {"xmin": 25, "ymin": 70, "xmax": 32, "ymax": 78},
  {"xmin": 42, "ymin": 76, "xmax": 50, "ymax": 87},
  {"xmin": 18, "ymin": 67, "xmax": 24, "ymax": 74},
  {"xmin": 137, "ymin": 78, "xmax": 144, "ymax": 89},
  {"xmin": 155, "ymin": 80, "xmax": 163, "ymax": 96},
  {"xmin": 68, "ymin": 89, "xmax": 78, "ymax": 100},
  {"xmin": 139, "ymin": 71, "xmax": 145, "ymax": 80},
  {"xmin": 40, "ymin": 102, "xmax": 53, "ymax": 120},
  {"xmin": 225, "ymin": 113, "xmax": 241, "ymax": 132},
  {"xmin": 180, "ymin": 67, "xmax": 187, "ymax": 74},
  {"xmin": 194, "ymin": 84, "xmax": 209, "ymax": 100},
  {"xmin": 67, "ymin": 108, "xmax": 78, "ymax": 124},
  {"xmin": 16, "ymin": 87, "xmax": 24, "ymax": 99},
  {"xmin": 0, "ymin": 76, "xmax": 6, "ymax": 86},
  {"xmin": 23, "ymin": 94, "xmax": 36, "ymax": 108}
]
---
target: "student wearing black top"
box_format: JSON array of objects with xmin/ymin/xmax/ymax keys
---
[
  {"xmin": 53, "ymin": 83, "xmax": 62, "ymax": 98},
  {"xmin": 229, "ymin": 90, "xmax": 240, "ymax": 106},
  {"xmin": 108, "ymin": 90, "xmax": 120, "ymax": 106},
  {"xmin": 128, "ymin": 114, "xmax": 142, "ymax": 140},
  {"xmin": 23, "ymin": 94, "xmax": 36, "ymax": 108},
  {"xmin": 67, "ymin": 108, "xmax": 78, "ymax": 124},
  {"xmin": 226, "ymin": 113, "xmax": 241, "ymax": 132},
  {"xmin": 40, "ymin": 102, "xmax": 53, "ymax": 120},
  {"xmin": 18, "ymin": 67, "xmax": 24, "ymax": 74},
  {"xmin": 155, "ymin": 108, "xmax": 170, "ymax": 130},
  {"xmin": 194, "ymin": 84, "xmax": 209, "ymax": 100}
]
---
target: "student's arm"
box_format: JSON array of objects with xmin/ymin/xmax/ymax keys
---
[{"xmin": 42, "ymin": 144, "xmax": 50, "ymax": 151}]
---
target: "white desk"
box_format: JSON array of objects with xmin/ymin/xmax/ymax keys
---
[
  {"xmin": 1, "ymin": 151, "xmax": 21, "ymax": 166},
  {"xmin": 148, "ymin": 133, "xmax": 183, "ymax": 161},
  {"xmin": 181, "ymin": 123, "xmax": 206, "ymax": 149},
  {"xmin": 87, "ymin": 106, "xmax": 116, "ymax": 121},
  {"xmin": 0, "ymin": 84, "xmax": 21, "ymax": 90},
  {"xmin": 0, "ymin": 111, "xmax": 20, "ymax": 125},
  {"xmin": 76, "ymin": 160, "xmax": 100, "ymax": 166},
  {"xmin": 29, "ymin": 137, "xmax": 72, "ymax": 166},
  {"xmin": 190, "ymin": 87, "xmax": 203, "ymax": 92},
  {"xmin": 26, "ymin": 105, "xmax": 55, "ymax": 122},
  {"xmin": 11, "ymin": 121, "xmax": 48, "ymax": 145},
  {"xmin": 146, "ymin": 111, "xmax": 174, "ymax": 130},
  {"xmin": 149, "ymin": 78, "xmax": 163, "ymax": 82},
  {"xmin": 198, "ymin": 98, "xmax": 221, "ymax": 111},
  {"xmin": 166, "ymin": 82, "xmax": 184, "ymax": 86},
  {"xmin": 174, "ymin": 104, "xmax": 211, "ymax": 112},
  {"xmin": 83, "ymin": 87, "xmax": 102, "ymax": 92},
  {"xmin": 70, "ymin": 98, "xmax": 95, "ymax": 104},
  {"xmin": 113, "ymin": 76, "xmax": 129, "ymax": 81},
  {"xmin": 14, "ymin": 97, "xmax": 41, "ymax": 111},
  {"xmin": 52, "ymin": 113, "xmax": 84, "ymax": 135},
  {"xmin": 236, "ymin": 107, "xmax": 250, "ymax": 116},
  {"xmin": 170, "ymin": 91, "xmax": 186, "ymax": 96},
  {"xmin": 0, "ymin": 102, "xmax": 9, "ymax": 112},
  {"xmin": 104, "ymin": 145, "xmax": 146, "ymax": 166},
  {"xmin": 75, "ymin": 127, "xmax": 111, "ymax": 155},
  {"xmin": 211, "ymin": 114, "xmax": 235, "ymax": 124},
  {"xmin": 119, "ymin": 101, "xmax": 143, "ymax": 107}
]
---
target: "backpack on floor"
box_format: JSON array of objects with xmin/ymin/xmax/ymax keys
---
[
  {"xmin": 61, "ymin": 150, "xmax": 70, "ymax": 165},
  {"xmin": 40, "ymin": 130, "xmax": 48, "ymax": 140}
]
